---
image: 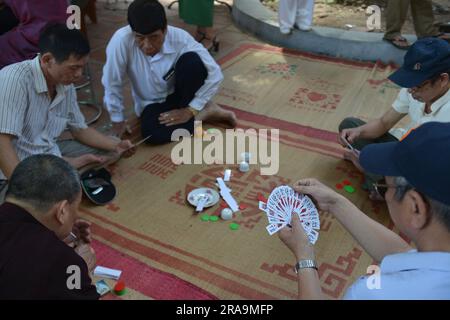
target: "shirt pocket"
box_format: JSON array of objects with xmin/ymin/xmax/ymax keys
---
[{"xmin": 44, "ymin": 113, "xmax": 69, "ymax": 143}]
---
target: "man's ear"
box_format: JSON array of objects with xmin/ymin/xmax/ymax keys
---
[
  {"xmin": 406, "ymin": 190, "xmax": 430, "ymax": 230},
  {"xmin": 442, "ymin": 73, "xmax": 450, "ymax": 88},
  {"xmin": 40, "ymin": 52, "xmax": 55, "ymax": 66},
  {"xmin": 54, "ymin": 200, "xmax": 70, "ymax": 225}
]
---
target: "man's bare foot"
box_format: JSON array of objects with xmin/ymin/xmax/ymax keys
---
[
  {"xmin": 197, "ymin": 102, "xmax": 237, "ymax": 128},
  {"xmin": 343, "ymin": 149, "xmax": 363, "ymax": 172}
]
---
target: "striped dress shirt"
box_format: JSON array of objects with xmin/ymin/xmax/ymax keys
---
[{"xmin": 0, "ymin": 56, "xmax": 87, "ymax": 179}]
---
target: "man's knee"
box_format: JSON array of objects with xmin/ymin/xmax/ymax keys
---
[
  {"xmin": 338, "ymin": 117, "xmax": 365, "ymax": 132},
  {"xmin": 175, "ymin": 52, "xmax": 207, "ymax": 78}
]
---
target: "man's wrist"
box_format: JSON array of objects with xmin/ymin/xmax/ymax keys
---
[
  {"xmin": 295, "ymin": 248, "xmax": 315, "ymax": 261},
  {"xmin": 188, "ymin": 107, "xmax": 199, "ymax": 117},
  {"xmin": 330, "ymin": 194, "xmax": 352, "ymax": 215}
]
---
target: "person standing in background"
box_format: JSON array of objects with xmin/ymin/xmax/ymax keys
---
[
  {"xmin": 383, "ymin": 0, "xmax": 450, "ymax": 50},
  {"xmin": 179, "ymin": 0, "xmax": 219, "ymax": 52},
  {"xmin": 279, "ymin": 0, "xmax": 315, "ymax": 35}
]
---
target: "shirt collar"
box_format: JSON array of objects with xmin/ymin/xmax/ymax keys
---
[
  {"xmin": 0, "ymin": 202, "xmax": 42, "ymax": 226},
  {"xmin": 31, "ymin": 56, "xmax": 48, "ymax": 94},
  {"xmin": 429, "ymin": 87, "xmax": 450, "ymax": 113},
  {"xmin": 160, "ymin": 27, "xmax": 177, "ymax": 55},
  {"xmin": 31, "ymin": 55, "xmax": 70, "ymax": 96},
  {"xmin": 381, "ymin": 250, "xmax": 450, "ymax": 273}
]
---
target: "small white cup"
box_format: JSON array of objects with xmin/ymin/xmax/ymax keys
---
[
  {"xmin": 221, "ymin": 208, "xmax": 233, "ymax": 220},
  {"xmin": 239, "ymin": 161, "xmax": 249, "ymax": 172}
]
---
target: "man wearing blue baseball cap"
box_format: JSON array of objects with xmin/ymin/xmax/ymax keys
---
[
  {"xmin": 338, "ymin": 37, "xmax": 450, "ymax": 200},
  {"xmin": 280, "ymin": 122, "xmax": 450, "ymax": 299}
]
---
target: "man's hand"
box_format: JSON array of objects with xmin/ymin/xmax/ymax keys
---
[
  {"xmin": 292, "ymin": 178, "xmax": 343, "ymax": 213},
  {"xmin": 158, "ymin": 108, "xmax": 194, "ymax": 126},
  {"xmin": 75, "ymin": 243, "xmax": 96, "ymax": 273},
  {"xmin": 279, "ymin": 214, "xmax": 315, "ymax": 261},
  {"xmin": 114, "ymin": 139, "xmax": 136, "ymax": 158},
  {"xmin": 111, "ymin": 121, "xmax": 132, "ymax": 138},
  {"xmin": 65, "ymin": 154, "xmax": 107, "ymax": 169},
  {"xmin": 72, "ymin": 219, "xmax": 92, "ymax": 244},
  {"xmin": 339, "ymin": 127, "xmax": 361, "ymax": 147}
]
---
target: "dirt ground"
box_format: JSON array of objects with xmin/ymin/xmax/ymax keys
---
[{"xmin": 261, "ymin": 0, "xmax": 450, "ymax": 34}]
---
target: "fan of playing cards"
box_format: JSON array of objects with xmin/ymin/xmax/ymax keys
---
[{"xmin": 259, "ymin": 185, "xmax": 320, "ymax": 244}]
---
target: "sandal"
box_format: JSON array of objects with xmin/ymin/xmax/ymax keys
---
[
  {"xmin": 195, "ymin": 31, "xmax": 220, "ymax": 53},
  {"xmin": 383, "ymin": 36, "xmax": 411, "ymax": 50}
]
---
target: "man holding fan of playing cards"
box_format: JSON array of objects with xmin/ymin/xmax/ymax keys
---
[
  {"xmin": 279, "ymin": 122, "xmax": 450, "ymax": 299},
  {"xmin": 338, "ymin": 38, "xmax": 450, "ymax": 200}
]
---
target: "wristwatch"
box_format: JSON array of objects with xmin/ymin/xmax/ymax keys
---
[{"xmin": 294, "ymin": 259, "xmax": 318, "ymax": 274}]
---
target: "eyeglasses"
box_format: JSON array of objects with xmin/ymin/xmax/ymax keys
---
[{"xmin": 372, "ymin": 182, "xmax": 399, "ymax": 199}]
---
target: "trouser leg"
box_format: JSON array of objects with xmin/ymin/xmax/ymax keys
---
[
  {"xmin": 141, "ymin": 52, "xmax": 208, "ymax": 145},
  {"xmin": 384, "ymin": 0, "xmax": 410, "ymax": 40},
  {"xmin": 279, "ymin": 0, "xmax": 298, "ymax": 31},
  {"xmin": 410, "ymin": 0, "xmax": 439, "ymax": 38},
  {"xmin": 296, "ymin": 0, "xmax": 315, "ymax": 30}
]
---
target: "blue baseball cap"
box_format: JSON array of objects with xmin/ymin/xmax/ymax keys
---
[
  {"xmin": 388, "ymin": 37, "xmax": 450, "ymax": 88},
  {"xmin": 360, "ymin": 122, "xmax": 450, "ymax": 205}
]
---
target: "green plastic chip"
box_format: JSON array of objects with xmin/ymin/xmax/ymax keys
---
[
  {"xmin": 229, "ymin": 223, "xmax": 239, "ymax": 230},
  {"xmin": 200, "ymin": 214, "xmax": 210, "ymax": 221},
  {"xmin": 209, "ymin": 216, "xmax": 219, "ymax": 222},
  {"xmin": 344, "ymin": 185, "xmax": 355, "ymax": 193}
]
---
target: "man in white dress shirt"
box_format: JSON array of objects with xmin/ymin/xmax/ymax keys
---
[
  {"xmin": 279, "ymin": 122, "xmax": 450, "ymax": 299},
  {"xmin": 102, "ymin": 0, "xmax": 236, "ymax": 144}
]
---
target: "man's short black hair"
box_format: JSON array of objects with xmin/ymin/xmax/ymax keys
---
[
  {"xmin": 38, "ymin": 24, "xmax": 90, "ymax": 63},
  {"xmin": 128, "ymin": 0, "xmax": 167, "ymax": 35},
  {"xmin": 6, "ymin": 155, "xmax": 81, "ymax": 212}
]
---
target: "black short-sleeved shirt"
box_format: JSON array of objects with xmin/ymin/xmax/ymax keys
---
[{"xmin": 0, "ymin": 202, "xmax": 99, "ymax": 300}]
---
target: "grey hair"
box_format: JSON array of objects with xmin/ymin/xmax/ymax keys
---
[
  {"xmin": 6, "ymin": 154, "xmax": 81, "ymax": 212},
  {"xmin": 394, "ymin": 176, "xmax": 450, "ymax": 232}
]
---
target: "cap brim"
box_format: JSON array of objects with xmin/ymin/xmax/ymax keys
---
[
  {"xmin": 359, "ymin": 142, "xmax": 402, "ymax": 177},
  {"xmin": 388, "ymin": 66, "xmax": 431, "ymax": 88}
]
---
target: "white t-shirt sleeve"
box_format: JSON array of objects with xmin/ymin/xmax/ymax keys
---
[{"xmin": 391, "ymin": 88, "xmax": 411, "ymax": 114}]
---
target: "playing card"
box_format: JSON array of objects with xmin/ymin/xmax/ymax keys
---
[
  {"xmin": 95, "ymin": 280, "xmax": 111, "ymax": 296},
  {"xmin": 266, "ymin": 223, "xmax": 287, "ymax": 236},
  {"xmin": 259, "ymin": 201, "xmax": 267, "ymax": 211},
  {"xmin": 264, "ymin": 185, "xmax": 320, "ymax": 244}
]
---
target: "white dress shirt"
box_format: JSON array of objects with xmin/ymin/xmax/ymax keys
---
[
  {"xmin": 344, "ymin": 251, "xmax": 450, "ymax": 300},
  {"xmin": 102, "ymin": 25, "xmax": 224, "ymax": 122},
  {"xmin": 389, "ymin": 88, "xmax": 450, "ymax": 139}
]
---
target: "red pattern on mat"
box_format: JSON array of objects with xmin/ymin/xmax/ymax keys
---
[
  {"xmin": 82, "ymin": 208, "xmax": 297, "ymax": 299},
  {"xmin": 92, "ymin": 240, "xmax": 217, "ymax": 300},
  {"xmin": 90, "ymin": 220, "xmax": 287, "ymax": 299},
  {"xmin": 260, "ymin": 247, "xmax": 363, "ymax": 299},
  {"xmin": 318, "ymin": 247, "xmax": 363, "ymax": 298}
]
